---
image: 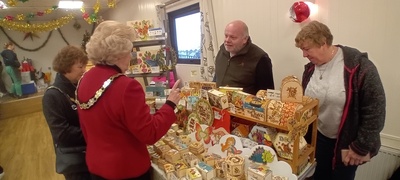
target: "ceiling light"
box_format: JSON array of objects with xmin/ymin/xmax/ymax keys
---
[
  {"xmin": 58, "ymin": 0, "xmax": 83, "ymax": 9},
  {"xmin": 0, "ymin": 1, "xmax": 8, "ymax": 9}
]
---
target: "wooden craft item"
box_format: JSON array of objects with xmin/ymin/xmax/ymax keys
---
[
  {"xmin": 165, "ymin": 149, "xmax": 182, "ymax": 163},
  {"xmin": 186, "ymin": 113, "xmax": 201, "ymax": 133},
  {"xmin": 247, "ymin": 164, "xmax": 272, "ymax": 180},
  {"xmin": 224, "ymin": 154, "xmax": 244, "ymax": 176},
  {"xmin": 272, "ymin": 132, "xmax": 307, "ymax": 160},
  {"xmin": 208, "ymin": 89, "xmax": 229, "ymax": 109},
  {"xmin": 195, "ymin": 161, "xmax": 216, "ymax": 180},
  {"xmin": 186, "ymin": 167, "xmax": 202, "ymax": 180},
  {"xmin": 218, "ymin": 86, "xmax": 243, "ymax": 103},
  {"xmin": 182, "ymin": 152, "xmax": 199, "ymax": 168},
  {"xmin": 174, "ymin": 160, "xmax": 189, "ymax": 178},
  {"xmin": 280, "ymin": 75, "xmax": 303, "ymax": 103},
  {"xmin": 248, "ymin": 125, "xmax": 277, "ymax": 148},
  {"xmin": 195, "ymin": 99, "xmax": 214, "ymax": 126}
]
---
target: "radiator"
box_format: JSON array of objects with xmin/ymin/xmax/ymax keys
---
[{"xmin": 355, "ymin": 146, "xmax": 400, "ymax": 180}]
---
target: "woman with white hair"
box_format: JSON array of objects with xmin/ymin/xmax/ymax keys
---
[{"xmin": 76, "ymin": 20, "xmax": 182, "ymax": 180}]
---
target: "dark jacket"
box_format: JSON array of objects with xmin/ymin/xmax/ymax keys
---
[
  {"xmin": 1, "ymin": 49, "xmax": 20, "ymax": 68},
  {"xmin": 42, "ymin": 73, "xmax": 88, "ymax": 173},
  {"xmin": 215, "ymin": 38, "xmax": 274, "ymax": 95},
  {"xmin": 302, "ymin": 45, "xmax": 386, "ymax": 166}
]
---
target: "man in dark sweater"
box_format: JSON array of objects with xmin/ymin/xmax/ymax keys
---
[{"xmin": 214, "ymin": 20, "xmax": 274, "ymax": 95}]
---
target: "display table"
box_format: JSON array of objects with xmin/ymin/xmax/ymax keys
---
[{"xmin": 151, "ymin": 160, "xmax": 316, "ymax": 180}]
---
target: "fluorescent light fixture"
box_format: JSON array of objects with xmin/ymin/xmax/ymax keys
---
[
  {"xmin": 0, "ymin": 1, "xmax": 8, "ymax": 9},
  {"xmin": 58, "ymin": 0, "xmax": 83, "ymax": 9}
]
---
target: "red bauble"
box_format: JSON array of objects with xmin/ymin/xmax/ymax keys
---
[{"xmin": 290, "ymin": 1, "xmax": 310, "ymax": 23}]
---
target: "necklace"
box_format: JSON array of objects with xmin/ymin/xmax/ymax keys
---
[{"xmin": 319, "ymin": 47, "xmax": 336, "ymax": 80}]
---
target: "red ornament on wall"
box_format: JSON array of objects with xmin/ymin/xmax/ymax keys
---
[{"xmin": 290, "ymin": 1, "xmax": 310, "ymax": 23}]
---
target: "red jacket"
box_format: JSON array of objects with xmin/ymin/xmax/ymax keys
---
[{"xmin": 77, "ymin": 65, "xmax": 176, "ymax": 179}]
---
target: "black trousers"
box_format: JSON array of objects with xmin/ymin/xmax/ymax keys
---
[
  {"xmin": 90, "ymin": 168, "xmax": 152, "ymax": 180},
  {"xmin": 313, "ymin": 131, "xmax": 358, "ymax": 180}
]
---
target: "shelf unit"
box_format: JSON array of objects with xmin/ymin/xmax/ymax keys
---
[
  {"xmin": 129, "ymin": 38, "xmax": 177, "ymax": 87},
  {"xmin": 228, "ymin": 98, "xmax": 319, "ymax": 175}
]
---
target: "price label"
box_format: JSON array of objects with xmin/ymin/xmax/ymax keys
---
[{"xmin": 266, "ymin": 89, "xmax": 281, "ymax": 100}]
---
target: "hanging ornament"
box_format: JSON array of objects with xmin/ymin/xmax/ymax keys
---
[
  {"xmin": 90, "ymin": 13, "xmax": 97, "ymax": 22},
  {"xmin": 27, "ymin": 13, "xmax": 35, "ymax": 20},
  {"xmin": 7, "ymin": 0, "xmax": 16, "ymax": 7},
  {"xmin": 73, "ymin": 19, "xmax": 81, "ymax": 30},
  {"xmin": 5, "ymin": 15, "xmax": 14, "ymax": 21},
  {"xmin": 23, "ymin": 31, "xmax": 40, "ymax": 41},
  {"xmin": 17, "ymin": 14, "xmax": 25, "ymax": 21},
  {"xmin": 37, "ymin": 11, "xmax": 44, "ymax": 16},
  {"xmin": 107, "ymin": 0, "xmax": 116, "ymax": 8},
  {"xmin": 289, "ymin": 1, "xmax": 310, "ymax": 23},
  {"xmin": 44, "ymin": 8, "xmax": 53, "ymax": 14},
  {"xmin": 94, "ymin": 0, "xmax": 101, "ymax": 13},
  {"xmin": 82, "ymin": 12, "xmax": 89, "ymax": 19}
]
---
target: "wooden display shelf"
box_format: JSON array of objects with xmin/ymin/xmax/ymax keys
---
[
  {"xmin": 132, "ymin": 38, "xmax": 166, "ymax": 51},
  {"xmin": 227, "ymin": 98, "xmax": 319, "ymax": 175},
  {"xmin": 127, "ymin": 72, "xmax": 167, "ymax": 86}
]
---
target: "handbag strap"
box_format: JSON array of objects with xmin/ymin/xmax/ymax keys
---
[{"xmin": 46, "ymin": 86, "xmax": 75, "ymax": 105}]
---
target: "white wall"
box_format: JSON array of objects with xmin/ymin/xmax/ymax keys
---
[
  {"xmin": 0, "ymin": 19, "xmax": 93, "ymax": 86},
  {"xmin": 97, "ymin": 0, "xmax": 400, "ymax": 149}
]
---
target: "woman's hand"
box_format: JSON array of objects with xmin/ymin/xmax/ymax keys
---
[
  {"xmin": 166, "ymin": 79, "xmax": 181, "ymax": 105},
  {"xmin": 342, "ymin": 147, "xmax": 371, "ymax": 166}
]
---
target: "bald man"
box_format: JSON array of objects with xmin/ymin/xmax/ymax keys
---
[{"xmin": 214, "ymin": 20, "xmax": 274, "ymax": 95}]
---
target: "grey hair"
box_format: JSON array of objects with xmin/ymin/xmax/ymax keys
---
[{"xmin": 86, "ymin": 21, "xmax": 136, "ymax": 65}]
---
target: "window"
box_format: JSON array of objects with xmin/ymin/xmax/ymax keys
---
[{"xmin": 168, "ymin": 3, "xmax": 200, "ymax": 64}]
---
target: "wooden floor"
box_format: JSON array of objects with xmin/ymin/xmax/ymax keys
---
[{"xmin": 0, "ymin": 101, "xmax": 64, "ymax": 179}]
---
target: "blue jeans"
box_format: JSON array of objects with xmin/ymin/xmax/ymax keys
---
[{"xmin": 313, "ymin": 131, "xmax": 358, "ymax": 180}]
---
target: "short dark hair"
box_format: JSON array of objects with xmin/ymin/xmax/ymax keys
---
[{"xmin": 53, "ymin": 46, "xmax": 88, "ymax": 74}]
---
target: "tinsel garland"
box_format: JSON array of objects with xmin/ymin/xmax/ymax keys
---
[
  {"xmin": 0, "ymin": 22, "xmax": 97, "ymax": 52},
  {"xmin": 0, "ymin": 14, "xmax": 74, "ymax": 33},
  {"xmin": 0, "ymin": 26, "xmax": 52, "ymax": 52}
]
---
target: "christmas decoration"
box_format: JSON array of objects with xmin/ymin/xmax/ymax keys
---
[
  {"xmin": 23, "ymin": 32, "xmax": 40, "ymax": 41},
  {"xmin": 0, "ymin": 14, "xmax": 74, "ymax": 33}
]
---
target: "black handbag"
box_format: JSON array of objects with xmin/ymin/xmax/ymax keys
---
[{"xmin": 55, "ymin": 145, "xmax": 88, "ymax": 174}]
